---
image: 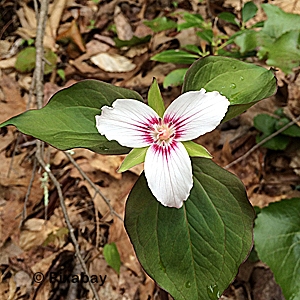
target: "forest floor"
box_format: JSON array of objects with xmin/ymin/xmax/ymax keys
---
[{"xmin": 0, "ymin": 0, "xmax": 299, "ymax": 299}]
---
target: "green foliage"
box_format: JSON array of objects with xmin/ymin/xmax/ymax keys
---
[
  {"xmin": 181, "ymin": 141, "xmax": 212, "ymax": 158},
  {"xmin": 103, "ymin": 243, "xmax": 121, "ymax": 274},
  {"xmin": 254, "ymin": 198, "xmax": 300, "ymax": 300},
  {"xmin": 218, "ymin": 12, "xmax": 239, "ymax": 26},
  {"xmin": 0, "ymin": 56, "xmax": 277, "ymax": 299},
  {"xmin": 183, "ymin": 56, "xmax": 276, "ymax": 122},
  {"xmin": 57, "ymin": 69, "xmax": 65, "ymax": 81},
  {"xmin": 125, "ymin": 158, "xmax": 254, "ymax": 300},
  {"xmin": 1, "ymin": 56, "xmax": 276, "ymax": 152},
  {"xmin": 242, "ymin": 1, "xmax": 258, "ymax": 23},
  {"xmin": 118, "ymin": 147, "xmax": 148, "ymax": 172},
  {"xmin": 149, "ymin": 2, "xmax": 300, "ymax": 87},
  {"xmin": 144, "ymin": 17, "xmax": 177, "ymax": 32},
  {"xmin": 114, "ymin": 35, "xmax": 151, "ymax": 48},
  {"xmin": 15, "ymin": 47, "xmax": 57, "ymax": 74},
  {"xmin": 177, "ymin": 12, "xmax": 204, "ymax": 31},
  {"xmin": 163, "ymin": 68, "xmax": 188, "ymax": 88},
  {"xmin": 15, "ymin": 47, "xmax": 36, "ymax": 73},
  {"xmin": 151, "ymin": 50, "xmax": 199, "ymax": 64},
  {"xmin": 253, "ymin": 113, "xmax": 300, "ymax": 150},
  {"xmin": 0, "ymin": 80, "xmax": 143, "ymax": 155},
  {"xmin": 235, "ymin": 4, "xmax": 300, "ymax": 73},
  {"xmin": 147, "ymin": 78, "xmax": 165, "ymax": 117}
]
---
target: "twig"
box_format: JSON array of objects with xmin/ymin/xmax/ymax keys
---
[
  {"xmin": 7, "ymin": 133, "xmax": 21, "ymax": 178},
  {"xmin": 224, "ymin": 115, "xmax": 300, "ymax": 169},
  {"xmin": 64, "ymin": 151, "xmax": 124, "ymax": 222},
  {"xmin": 21, "ymin": 157, "xmax": 37, "ymax": 225},
  {"xmin": 32, "ymin": 2, "xmax": 100, "ymax": 299},
  {"xmin": 35, "ymin": 151, "xmax": 100, "ymax": 300},
  {"xmin": 34, "ymin": 0, "xmax": 49, "ymax": 109}
]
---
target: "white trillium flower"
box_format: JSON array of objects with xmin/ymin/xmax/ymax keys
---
[{"xmin": 95, "ymin": 88, "xmax": 230, "ymax": 208}]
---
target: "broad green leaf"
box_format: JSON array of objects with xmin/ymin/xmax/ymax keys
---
[
  {"xmin": 197, "ymin": 29, "xmax": 213, "ymax": 44},
  {"xmin": 183, "ymin": 45, "xmax": 202, "ymax": 55},
  {"xmin": 253, "ymin": 114, "xmax": 276, "ymax": 135},
  {"xmin": 242, "ymin": 1, "xmax": 258, "ymax": 23},
  {"xmin": 0, "ymin": 80, "xmax": 144, "ymax": 155},
  {"xmin": 178, "ymin": 13, "xmax": 204, "ymax": 31},
  {"xmin": 275, "ymin": 117, "xmax": 300, "ymax": 137},
  {"xmin": 264, "ymin": 31, "xmax": 300, "ymax": 74},
  {"xmin": 182, "ymin": 12, "xmax": 204, "ymax": 24},
  {"xmin": 103, "ymin": 243, "xmax": 121, "ymax": 274},
  {"xmin": 15, "ymin": 47, "xmax": 57, "ymax": 74},
  {"xmin": 144, "ymin": 17, "xmax": 177, "ymax": 32},
  {"xmin": 234, "ymin": 30, "xmax": 258, "ymax": 53},
  {"xmin": 218, "ymin": 12, "xmax": 239, "ymax": 26},
  {"xmin": 148, "ymin": 79, "xmax": 165, "ymax": 117},
  {"xmin": 261, "ymin": 4, "xmax": 300, "ymax": 39},
  {"xmin": 254, "ymin": 114, "xmax": 290, "ymax": 150},
  {"xmin": 125, "ymin": 157, "xmax": 254, "ymax": 300},
  {"xmin": 118, "ymin": 147, "xmax": 148, "ymax": 173},
  {"xmin": 163, "ymin": 68, "xmax": 188, "ymax": 88},
  {"xmin": 256, "ymin": 134, "xmax": 290, "ymax": 151},
  {"xmin": 15, "ymin": 47, "xmax": 36, "ymax": 73},
  {"xmin": 114, "ymin": 35, "xmax": 151, "ymax": 48},
  {"xmin": 151, "ymin": 50, "xmax": 199, "ymax": 64},
  {"xmin": 182, "ymin": 141, "xmax": 212, "ymax": 158},
  {"xmin": 183, "ymin": 56, "xmax": 277, "ymax": 122},
  {"xmin": 254, "ymin": 198, "xmax": 300, "ymax": 300}
]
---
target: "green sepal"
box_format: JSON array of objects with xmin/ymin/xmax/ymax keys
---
[
  {"xmin": 182, "ymin": 141, "xmax": 212, "ymax": 158},
  {"xmin": 147, "ymin": 78, "xmax": 166, "ymax": 117},
  {"xmin": 118, "ymin": 147, "xmax": 148, "ymax": 173}
]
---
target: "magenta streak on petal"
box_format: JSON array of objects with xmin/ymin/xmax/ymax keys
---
[
  {"xmin": 152, "ymin": 139, "xmax": 178, "ymax": 163},
  {"xmin": 163, "ymin": 112, "xmax": 200, "ymax": 139},
  {"xmin": 146, "ymin": 116, "xmax": 160, "ymax": 125},
  {"xmin": 111, "ymin": 113, "xmax": 158, "ymax": 134}
]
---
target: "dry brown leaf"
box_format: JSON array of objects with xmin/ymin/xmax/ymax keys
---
[
  {"xmin": 0, "ymin": 239, "xmax": 23, "ymax": 265},
  {"xmin": 90, "ymin": 53, "xmax": 136, "ymax": 72},
  {"xmin": 114, "ymin": 6, "xmax": 133, "ymax": 41},
  {"xmin": 125, "ymin": 63, "xmax": 176, "ymax": 87},
  {"xmin": 31, "ymin": 243, "xmax": 74, "ymax": 275},
  {"xmin": 15, "ymin": 3, "xmax": 55, "ymax": 50},
  {"xmin": 0, "ymin": 189, "xmax": 26, "ymax": 247},
  {"xmin": 176, "ymin": 27, "xmax": 199, "ymax": 47},
  {"xmin": 70, "ymin": 57, "xmax": 100, "ymax": 74},
  {"xmin": 47, "ymin": 0, "xmax": 68, "ymax": 39},
  {"xmin": 125, "ymin": 45, "xmax": 148, "ymax": 58},
  {"xmin": 0, "ymin": 74, "xmax": 27, "ymax": 123},
  {"xmin": 290, "ymin": 149, "xmax": 300, "ymax": 176},
  {"xmin": 19, "ymin": 218, "xmax": 59, "ymax": 251},
  {"xmin": 139, "ymin": 275, "xmax": 155, "ymax": 300},
  {"xmin": 0, "ymin": 57, "xmax": 17, "ymax": 69},
  {"xmin": 0, "ymin": 152, "xmax": 29, "ymax": 186},
  {"xmin": 86, "ymin": 40, "xmax": 110, "ymax": 56},
  {"xmin": 57, "ymin": 20, "xmax": 86, "ymax": 52},
  {"xmin": 19, "ymin": 4, "xmax": 36, "ymax": 31},
  {"xmin": 68, "ymin": 149, "xmax": 123, "ymax": 180},
  {"xmin": 271, "ymin": 0, "xmax": 300, "ymax": 14},
  {"xmin": 108, "ymin": 180, "xmax": 141, "ymax": 275},
  {"xmin": 0, "ymin": 40, "xmax": 11, "ymax": 57},
  {"xmin": 13, "ymin": 271, "xmax": 31, "ymax": 296},
  {"xmin": 151, "ymin": 31, "xmax": 174, "ymax": 51},
  {"xmin": 250, "ymin": 193, "xmax": 284, "ymax": 208}
]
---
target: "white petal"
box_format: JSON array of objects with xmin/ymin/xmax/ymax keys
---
[
  {"xmin": 144, "ymin": 141, "xmax": 193, "ymax": 208},
  {"xmin": 163, "ymin": 89, "xmax": 230, "ymax": 141},
  {"xmin": 96, "ymin": 99, "xmax": 159, "ymax": 148}
]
